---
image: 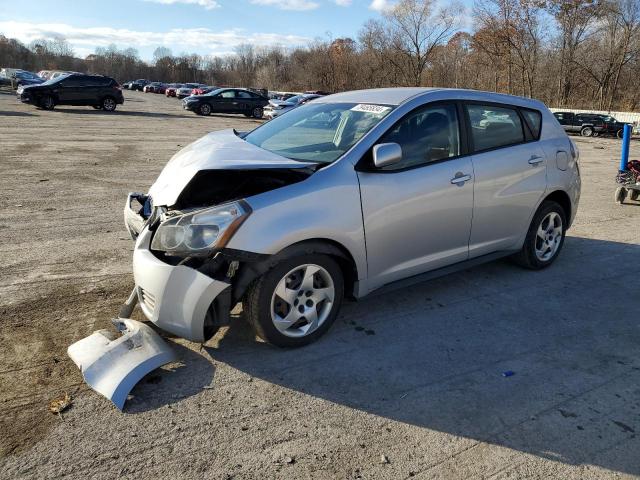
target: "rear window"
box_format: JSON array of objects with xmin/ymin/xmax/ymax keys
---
[
  {"xmin": 521, "ymin": 108, "xmax": 542, "ymax": 139},
  {"xmin": 466, "ymin": 104, "xmax": 524, "ymax": 152}
]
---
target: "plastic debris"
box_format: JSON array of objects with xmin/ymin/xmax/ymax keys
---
[
  {"xmin": 48, "ymin": 392, "xmax": 72, "ymax": 415},
  {"xmin": 502, "ymin": 370, "xmax": 515, "ymax": 377}
]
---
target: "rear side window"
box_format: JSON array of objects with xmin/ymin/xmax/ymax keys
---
[
  {"xmin": 220, "ymin": 90, "xmax": 236, "ymax": 98},
  {"xmin": 466, "ymin": 104, "xmax": 524, "ymax": 152},
  {"xmin": 521, "ymin": 108, "xmax": 542, "ymax": 140}
]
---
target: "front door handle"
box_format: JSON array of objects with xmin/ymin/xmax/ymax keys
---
[
  {"xmin": 528, "ymin": 155, "xmax": 544, "ymax": 165},
  {"xmin": 450, "ymin": 173, "xmax": 472, "ymax": 185}
]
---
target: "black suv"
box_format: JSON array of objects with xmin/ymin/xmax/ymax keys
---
[
  {"xmin": 553, "ymin": 111, "xmax": 605, "ymax": 137},
  {"xmin": 19, "ymin": 74, "xmax": 124, "ymax": 111},
  {"xmin": 596, "ymin": 115, "xmax": 630, "ymax": 138}
]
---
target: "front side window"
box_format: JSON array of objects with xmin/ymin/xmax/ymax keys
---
[
  {"xmin": 467, "ymin": 104, "xmax": 524, "ymax": 152},
  {"xmin": 377, "ymin": 103, "xmax": 460, "ymax": 170},
  {"xmin": 244, "ymin": 102, "xmax": 394, "ymax": 163},
  {"xmin": 220, "ymin": 90, "xmax": 236, "ymax": 98}
]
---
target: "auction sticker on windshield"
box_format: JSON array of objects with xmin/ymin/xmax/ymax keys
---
[{"xmin": 351, "ymin": 104, "xmax": 392, "ymax": 115}]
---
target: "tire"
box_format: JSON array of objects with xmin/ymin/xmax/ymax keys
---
[
  {"xmin": 629, "ymin": 189, "xmax": 639, "ymax": 201},
  {"xmin": 199, "ymin": 103, "xmax": 211, "ymax": 116},
  {"xmin": 102, "ymin": 96, "xmax": 117, "ymax": 112},
  {"xmin": 615, "ymin": 186, "xmax": 627, "ymax": 204},
  {"xmin": 244, "ymin": 254, "xmax": 344, "ymax": 347},
  {"xmin": 580, "ymin": 126, "xmax": 594, "ymax": 137},
  {"xmin": 617, "ymin": 129, "xmax": 624, "ymax": 139},
  {"xmin": 512, "ymin": 201, "xmax": 567, "ymax": 270},
  {"xmin": 41, "ymin": 95, "xmax": 55, "ymax": 110},
  {"xmin": 252, "ymin": 106, "xmax": 264, "ymax": 119}
]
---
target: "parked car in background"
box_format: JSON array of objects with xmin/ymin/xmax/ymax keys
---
[
  {"xmin": 49, "ymin": 70, "xmax": 77, "ymax": 80},
  {"xmin": 594, "ymin": 115, "xmax": 630, "ymax": 138},
  {"xmin": 130, "ymin": 79, "xmax": 149, "ymax": 91},
  {"xmin": 165, "ymin": 83, "xmax": 183, "ymax": 97},
  {"xmin": 182, "ymin": 87, "xmax": 268, "ymax": 117},
  {"xmin": 154, "ymin": 83, "xmax": 169, "ymax": 94},
  {"xmin": 122, "ymin": 81, "xmax": 133, "ymax": 89},
  {"xmin": 1, "ymin": 69, "xmax": 44, "ymax": 89},
  {"xmin": 269, "ymin": 91, "xmax": 301, "ymax": 101},
  {"xmin": 192, "ymin": 85, "xmax": 216, "ymax": 96},
  {"xmin": 264, "ymin": 93, "xmax": 322, "ymax": 119},
  {"xmin": 19, "ymin": 73, "xmax": 124, "ymax": 111},
  {"xmin": 143, "ymin": 82, "xmax": 162, "ymax": 93},
  {"xmin": 553, "ymin": 111, "xmax": 605, "ymax": 137},
  {"xmin": 176, "ymin": 83, "xmax": 200, "ymax": 99}
]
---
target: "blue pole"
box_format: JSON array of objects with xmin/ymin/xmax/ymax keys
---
[{"xmin": 620, "ymin": 123, "xmax": 632, "ymax": 171}]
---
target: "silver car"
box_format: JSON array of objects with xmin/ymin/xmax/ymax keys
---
[{"xmin": 71, "ymin": 88, "xmax": 581, "ymax": 408}]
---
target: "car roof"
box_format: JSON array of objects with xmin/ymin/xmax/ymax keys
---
[{"xmin": 312, "ymin": 87, "xmax": 547, "ymax": 109}]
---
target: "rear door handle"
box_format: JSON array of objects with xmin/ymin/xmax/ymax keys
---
[
  {"xmin": 450, "ymin": 173, "xmax": 472, "ymax": 185},
  {"xmin": 528, "ymin": 155, "xmax": 544, "ymax": 165}
]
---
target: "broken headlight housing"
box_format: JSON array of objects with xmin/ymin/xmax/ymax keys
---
[{"xmin": 151, "ymin": 200, "xmax": 251, "ymax": 256}]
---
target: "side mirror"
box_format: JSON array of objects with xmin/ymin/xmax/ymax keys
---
[{"xmin": 373, "ymin": 143, "xmax": 402, "ymax": 169}]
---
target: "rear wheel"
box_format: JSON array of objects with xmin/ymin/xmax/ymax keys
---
[
  {"xmin": 629, "ymin": 189, "xmax": 639, "ymax": 201},
  {"xmin": 252, "ymin": 106, "xmax": 264, "ymax": 119},
  {"xmin": 245, "ymin": 254, "xmax": 344, "ymax": 347},
  {"xmin": 617, "ymin": 129, "xmax": 624, "ymax": 139},
  {"xmin": 615, "ymin": 186, "xmax": 627, "ymax": 204},
  {"xmin": 512, "ymin": 201, "xmax": 566, "ymax": 270},
  {"xmin": 580, "ymin": 126, "xmax": 594, "ymax": 137},
  {"xmin": 199, "ymin": 103, "xmax": 211, "ymax": 116},
  {"xmin": 102, "ymin": 96, "xmax": 117, "ymax": 112}
]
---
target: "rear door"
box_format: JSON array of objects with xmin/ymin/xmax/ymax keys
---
[
  {"xmin": 357, "ymin": 102, "xmax": 474, "ymax": 291},
  {"xmin": 466, "ymin": 103, "xmax": 547, "ymax": 257}
]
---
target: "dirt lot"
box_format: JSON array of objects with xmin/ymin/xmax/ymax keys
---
[{"xmin": 1, "ymin": 88, "xmax": 639, "ymax": 479}]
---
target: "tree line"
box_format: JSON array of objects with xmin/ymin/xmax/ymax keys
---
[{"xmin": 2, "ymin": 0, "xmax": 640, "ymax": 110}]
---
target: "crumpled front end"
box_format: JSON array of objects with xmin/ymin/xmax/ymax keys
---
[{"xmin": 67, "ymin": 318, "xmax": 176, "ymax": 410}]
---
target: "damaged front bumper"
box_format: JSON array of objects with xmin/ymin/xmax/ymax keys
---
[
  {"xmin": 67, "ymin": 318, "xmax": 176, "ymax": 410},
  {"xmin": 133, "ymin": 227, "xmax": 232, "ymax": 342}
]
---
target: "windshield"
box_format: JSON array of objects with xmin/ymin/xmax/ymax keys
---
[{"xmin": 244, "ymin": 102, "xmax": 394, "ymax": 163}]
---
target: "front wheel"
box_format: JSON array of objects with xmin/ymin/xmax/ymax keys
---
[
  {"xmin": 41, "ymin": 95, "xmax": 55, "ymax": 110},
  {"xmin": 199, "ymin": 103, "xmax": 211, "ymax": 116},
  {"xmin": 615, "ymin": 186, "xmax": 627, "ymax": 204},
  {"xmin": 617, "ymin": 129, "xmax": 624, "ymax": 139},
  {"xmin": 512, "ymin": 201, "xmax": 567, "ymax": 270},
  {"xmin": 244, "ymin": 254, "xmax": 344, "ymax": 347}
]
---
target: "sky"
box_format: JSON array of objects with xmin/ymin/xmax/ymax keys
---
[{"xmin": 0, "ymin": 0, "xmax": 472, "ymax": 61}]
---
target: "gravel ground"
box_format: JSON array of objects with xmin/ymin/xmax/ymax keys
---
[{"xmin": 1, "ymin": 88, "xmax": 639, "ymax": 479}]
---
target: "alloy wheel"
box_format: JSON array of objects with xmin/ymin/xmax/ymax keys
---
[
  {"xmin": 534, "ymin": 212, "xmax": 563, "ymax": 261},
  {"xmin": 270, "ymin": 264, "xmax": 335, "ymax": 338},
  {"xmin": 103, "ymin": 98, "xmax": 116, "ymax": 111}
]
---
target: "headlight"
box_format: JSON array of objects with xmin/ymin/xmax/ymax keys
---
[{"xmin": 151, "ymin": 200, "xmax": 251, "ymax": 256}]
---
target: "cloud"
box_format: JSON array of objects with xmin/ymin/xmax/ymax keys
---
[
  {"xmin": 250, "ymin": 0, "xmax": 319, "ymax": 10},
  {"xmin": 334, "ymin": 0, "xmax": 351, "ymax": 5},
  {"xmin": 369, "ymin": 0, "xmax": 393, "ymax": 11},
  {"xmin": 143, "ymin": 0, "xmax": 220, "ymax": 8},
  {"xmin": 0, "ymin": 21, "xmax": 310, "ymax": 57}
]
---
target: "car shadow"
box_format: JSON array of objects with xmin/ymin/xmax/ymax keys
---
[
  {"xmin": 52, "ymin": 108, "xmax": 195, "ymax": 119},
  {"xmin": 206, "ymin": 236, "xmax": 640, "ymax": 475},
  {"xmin": 0, "ymin": 110, "xmax": 35, "ymax": 116},
  {"xmin": 125, "ymin": 339, "xmax": 215, "ymax": 413}
]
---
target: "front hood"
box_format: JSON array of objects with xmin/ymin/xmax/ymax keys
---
[{"xmin": 148, "ymin": 129, "xmax": 315, "ymax": 206}]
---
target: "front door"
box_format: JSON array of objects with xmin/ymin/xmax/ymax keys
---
[{"xmin": 357, "ymin": 102, "xmax": 474, "ymax": 292}]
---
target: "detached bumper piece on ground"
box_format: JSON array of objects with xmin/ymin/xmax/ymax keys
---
[{"xmin": 67, "ymin": 317, "xmax": 176, "ymax": 410}]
